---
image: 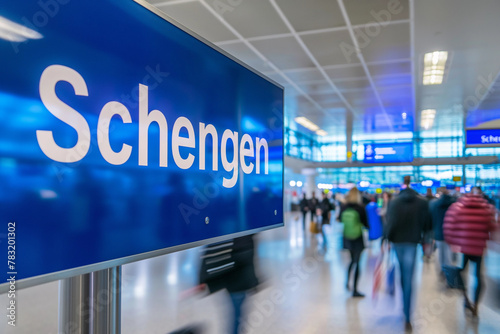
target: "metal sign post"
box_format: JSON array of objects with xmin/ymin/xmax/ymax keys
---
[
  {"xmin": 92, "ymin": 267, "xmax": 121, "ymax": 334},
  {"xmin": 59, "ymin": 267, "xmax": 121, "ymax": 334},
  {"xmin": 59, "ymin": 274, "xmax": 91, "ymax": 334}
]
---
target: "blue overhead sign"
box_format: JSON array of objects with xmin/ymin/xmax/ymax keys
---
[
  {"xmin": 466, "ymin": 128, "xmax": 500, "ymax": 147},
  {"xmin": 363, "ymin": 143, "xmax": 413, "ymax": 163},
  {"xmin": 0, "ymin": 0, "xmax": 283, "ymax": 287}
]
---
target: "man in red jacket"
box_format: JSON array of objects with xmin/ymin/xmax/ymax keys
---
[{"xmin": 443, "ymin": 193, "xmax": 496, "ymax": 317}]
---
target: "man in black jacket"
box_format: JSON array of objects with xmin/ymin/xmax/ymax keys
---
[
  {"xmin": 299, "ymin": 193, "xmax": 309, "ymax": 231},
  {"xmin": 386, "ymin": 176, "xmax": 432, "ymax": 331},
  {"xmin": 430, "ymin": 187, "xmax": 455, "ymax": 278}
]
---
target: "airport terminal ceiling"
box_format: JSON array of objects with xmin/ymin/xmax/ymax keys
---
[{"xmin": 146, "ymin": 0, "xmax": 500, "ymax": 141}]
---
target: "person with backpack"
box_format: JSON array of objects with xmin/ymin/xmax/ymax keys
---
[
  {"xmin": 339, "ymin": 187, "xmax": 369, "ymax": 298},
  {"xmin": 386, "ymin": 176, "xmax": 432, "ymax": 331}
]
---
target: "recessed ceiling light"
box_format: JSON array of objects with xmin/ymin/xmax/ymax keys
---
[
  {"xmin": 294, "ymin": 116, "xmax": 320, "ymax": 132},
  {"xmin": 295, "ymin": 116, "xmax": 329, "ymax": 137},
  {"xmin": 423, "ymin": 51, "xmax": 448, "ymax": 85},
  {"xmin": 420, "ymin": 109, "xmax": 436, "ymax": 129}
]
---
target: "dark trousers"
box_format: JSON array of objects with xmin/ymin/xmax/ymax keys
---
[
  {"xmin": 461, "ymin": 254, "xmax": 483, "ymax": 304},
  {"xmin": 347, "ymin": 248, "xmax": 362, "ymax": 292},
  {"xmin": 301, "ymin": 211, "xmax": 308, "ymax": 230}
]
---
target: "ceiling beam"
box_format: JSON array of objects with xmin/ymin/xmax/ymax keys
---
[{"xmin": 293, "ymin": 155, "xmax": 499, "ymax": 169}]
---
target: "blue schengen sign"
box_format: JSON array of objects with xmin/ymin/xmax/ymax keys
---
[
  {"xmin": 0, "ymin": 0, "xmax": 284, "ymax": 287},
  {"xmin": 363, "ymin": 143, "xmax": 413, "ymax": 163},
  {"xmin": 466, "ymin": 128, "xmax": 500, "ymax": 147}
]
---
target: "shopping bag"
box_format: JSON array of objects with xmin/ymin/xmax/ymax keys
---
[
  {"xmin": 386, "ymin": 253, "xmax": 396, "ymax": 296},
  {"xmin": 373, "ymin": 243, "xmax": 396, "ymax": 298},
  {"xmin": 442, "ymin": 266, "xmax": 465, "ymax": 290},
  {"xmin": 309, "ymin": 221, "xmax": 321, "ymax": 234}
]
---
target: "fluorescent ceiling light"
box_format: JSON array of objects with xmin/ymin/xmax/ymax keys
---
[
  {"xmin": 421, "ymin": 109, "xmax": 436, "ymax": 129},
  {"xmin": 0, "ymin": 16, "xmax": 43, "ymax": 42},
  {"xmin": 423, "ymin": 51, "xmax": 448, "ymax": 85},
  {"xmin": 316, "ymin": 129, "xmax": 328, "ymax": 136},
  {"xmin": 295, "ymin": 117, "xmax": 320, "ymax": 132}
]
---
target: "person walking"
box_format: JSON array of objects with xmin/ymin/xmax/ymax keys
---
[
  {"xmin": 366, "ymin": 197, "xmax": 383, "ymax": 244},
  {"xmin": 429, "ymin": 187, "xmax": 455, "ymax": 279},
  {"xmin": 422, "ymin": 188, "xmax": 436, "ymax": 261},
  {"xmin": 443, "ymin": 194, "xmax": 496, "ymax": 317},
  {"xmin": 339, "ymin": 187, "xmax": 369, "ymax": 298},
  {"xmin": 199, "ymin": 235, "xmax": 259, "ymax": 334},
  {"xmin": 309, "ymin": 192, "xmax": 319, "ymax": 224},
  {"xmin": 320, "ymin": 192, "xmax": 335, "ymax": 250},
  {"xmin": 386, "ymin": 176, "xmax": 431, "ymax": 331},
  {"xmin": 299, "ymin": 193, "xmax": 309, "ymax": 231}
]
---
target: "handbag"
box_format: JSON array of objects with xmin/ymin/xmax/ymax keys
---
[
  {"xmin": 442, "ymin": 266, "xmax": 465, "ymax": 290},
  {"xmin": 309, "ymin": 220, "xmax": 321, "ymax": 234}
]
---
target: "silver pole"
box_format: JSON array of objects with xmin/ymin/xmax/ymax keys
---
[
  {"xmin": 59, "ymin": 274, "xmax": 91, "ymax": 334},
  {"xmin": 91, "ymin": 267, "xmax": 121, "ymax": 334}
]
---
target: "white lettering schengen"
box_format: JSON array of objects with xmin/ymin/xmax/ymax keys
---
[
  {"xmin": 481, "ymin": 135, "xmax": 500, "ymax": 144},
  {"xmin": 36, "ymin": 65, "xmax": 269, "ymax": 188}
]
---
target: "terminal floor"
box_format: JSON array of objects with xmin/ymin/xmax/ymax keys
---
[{"xmin": 2, "ymin": 212, "xmax": 500, "ymax": 334}]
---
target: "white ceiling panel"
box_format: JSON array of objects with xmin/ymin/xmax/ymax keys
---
[
  {"xmin": 212, "ymin": 0, "xmax": 290, "ymax": 38},
  {"xmin": 335, "ymin": 78, "xmax": 371, "ymax": 91},
  {"xmin": 251, "ymin": 37, "xmax": 315, "ymax": 70},
  {"xmin": 301, "ymin": 30, "xmax": 360, "ymax": 66},
  {"xmin": 368, "ymin": 61, "xmax": 411, "ymax": 77},
  {"xmin": 342, "ymin": 90, "xmax": 378, "ymax": 108},
  {"xmin": 357, "ymin": 23, "xmax": 411, "ymax": 63},
  {"xmin": 154, "ymin": 1, "xmax": 236, "ymax": 42},
  {"xmin": 374, "ymin": 74, "xmax": 412, "ymax": 88},
  {"xmin": 282, "ymin": 68, "xmax": 324, "ymax": 83},
  {"xmin": 274, "ymin": 0, "xmax": 345, "ymax": 32},
  {"xmin": 297, "ymin": 81, "xmax": 334, "ymax": 95},
  {"xmin": 343, "ymin": 0, "xmax": 410, "ymax": 26},
  {"xmin": 309, "ymin": 93, "xmax": 343, "ymax": 108},
  {"xmin": 217, "ymin": 42, "xmax": 273, "ymax": 73},
  {"xmin": 326, "ymin": 65, "xmax": 366, "ymax": 80}
]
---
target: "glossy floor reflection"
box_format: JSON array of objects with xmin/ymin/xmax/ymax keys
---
[{"xmin": 2, "ymin": 212, "xmax": 500, "ymax": 333}]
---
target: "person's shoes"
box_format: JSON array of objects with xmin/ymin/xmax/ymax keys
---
[
  {"xmin": 405, "ymin": 321, "xmax": 413, "ymax": 332},
  {"xmin": 352, "ymin": 291, "xmax": 365, "ymax": 298},
  {"xmin": 471, "ymin": 304, "xmax": 479, "ymax": 318},
  {"xmin": 464, "ymin": 299, "xmax": 474, "ymax": 313}
]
